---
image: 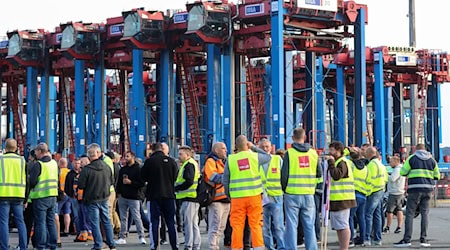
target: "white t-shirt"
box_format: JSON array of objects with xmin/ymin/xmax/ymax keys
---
[{"xmin": 387, "ymin": 164, "xmax": 406, "ymax": 195}]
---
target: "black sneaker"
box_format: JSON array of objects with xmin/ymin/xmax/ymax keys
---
[
  {"xmin": 394, "ymin": 227, "xmax": 402, "ymax": 234},
  {"xmin": 349, "ymin": 240, "xmax": 355, "ymax": 248},
  {"xmin": 383, "ymin": 227, "xmax": 390, "ymax": 234},
  {"xmin": 394, "ymin": 239, "xmax": 411, "ymax": 247},
  {"xmin": 420, "ymin": 239, "xmax": 431, "ymax": 247}
]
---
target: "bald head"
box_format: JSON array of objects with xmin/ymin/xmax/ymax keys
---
[
  {"xmin": 212, "ymin": 142, "xmax": 227, "ymax": 159},
  {"xmin": 364, "ymin": 146, "xmax": 377, "ymax": 159},
  {"xmin": 235, "ymin": 135, "xmax": 249, "ymax": 151},
  {"xmin": 58, "ymin": 157, "xmax": 68, "ymax": 169},
  {"xmin": 161, "ymin": 143, "xmax": 169, "ymax": 156},
  {"xmin": 5, "ymin": 138, "xmax": 17, "ymax": 153}
]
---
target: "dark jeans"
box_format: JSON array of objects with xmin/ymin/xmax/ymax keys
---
[
  {"xmin": 350, "ymin": 193, "xmax": 367, "ymax": 243},
  {"xmin": 314, "ymin": 192, "xmax": 322, "ymax": 241},
  {"xmin": 403, "ymin": 192, "xmax": 431, "ymax": 242},
  {"xmin": 150, "ymin": 199, "xmax": 178, "ymax": 250},
  {"xmin": 24, "ymin": 202, "xmax": 35, "ymax": 248},
  {"xmin": 32, "ymin": 197, "xmax": 58, "ymax": 250}
]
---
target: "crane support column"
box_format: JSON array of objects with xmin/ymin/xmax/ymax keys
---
[
  {"xmin": 159, "ymin": 49, "xmax": 172, "ymax": 143},
  {"xmin": 207, "ymin": 44, "xmax": 222, "ymax": 151},
  {"xmin": 393, "ymin": 83, "xmax": 403, "ymax": 153},
  {"xmin": 315, "ymin": 57, "xmax": 325, "ymax": 149},
  {"xmin": 335, "ymin": 65, "xmax": 346, "ymax": 143},
  {"xmin": 130, "ymin": 49, "xmax": 147, "ymax": 159},
  {"xmin": 285, "ymin": 51, "xmax": 294, "ymax": 145},
  {"xmin": 222, "ymin": 44, "xmax": 233, "ymax": 150},
  {"xmin": 385, "ymin": 86, "xmax": 393, "ymax": 156},
  {"xmin": 265, "ymin": 63, "xmax": 272, "ymax": 137},
  {"xmin": 427, "ymin": 54, "xmax": 443, "ymax": 162},
  {"xmin": 354, "ymin": 8, "xmax": 367, "ymax": 146},
  {"xmin": 373, "ymin": 51, "xmax": 386, "ymax": 163},
  {"xmin": 75, "ymin": 60, "xmax": 86, "ymax": 155},
  {"xmin": 94, "ymin": 60, "xmax": 105, "ymax": 148},
  {"xmin": 26, "ymin": 67, "xmax": 38, "ymax": 149},
  {"xmin": 347, "ymin": 96, "xmax": 354, "ymax": 145},
  {"xmin": 39, "ymin": 75, "xmax": 57, "ymax": 152},
  {"xmin": 271, "ymin": 0, "xmax": 285, "ymax": 149},
  {"xmin": 87, "ymin": 78, "xmax": 94, "ymax": 145},
  {"xmin": 305, "ymin": 52, "xmax": 314, "ymax": 134}
]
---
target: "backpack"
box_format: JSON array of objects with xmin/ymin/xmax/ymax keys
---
[{"xmin": 197, "ymin": 172, "xmax": 221, "ymax": 207}]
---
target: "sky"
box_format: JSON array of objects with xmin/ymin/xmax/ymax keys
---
[{"xmin": 1, "ymin": 0, "xmax": 450, "ymax": 145}]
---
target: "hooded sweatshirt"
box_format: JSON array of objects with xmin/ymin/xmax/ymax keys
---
[
  {"xmin": 401, "ymin": 150, "xmax": 440, "ymax": 193},
  {"xmin": 281, "ymin": 143, "xmax": 322, "ymax": 192},
  {"xmin": 78, "ymin": 158, "xmax": 114, "ymax": 204}
]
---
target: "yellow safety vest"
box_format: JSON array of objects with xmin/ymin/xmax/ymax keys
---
[
  {"xmin": 285, "ymin": 148, "xmax": 318, "ymax": 195},
  {"xmin": 103, "ymin": 155, "xmax": 115, "ymax": 192},
  {"xmin": 228, "ymin": 151, "xmax": 262, "ymax": 198},
  {"xmin": 367, "ymin": 158, "xmax": 388, "ymax": 194},
  {"xmin": 0, "ymin": 154, "xmax": 26, "ymax": 198},
  {"xmin": 330, "ymin": 157, "xmax": 356, "ymax": 201},
  {"xmin": 260, "ymin": 155, "xmax": 283, "ymax": 197},
  {"xmin": 30, "ymin": 160, "xmax": 59, "ymax": 199},
  {"xmin": 352, "ymin": 162, "xmax": 370, "ymax": 196},
  {"xmin": 175, "ymin": 158, "xmax": 200, "ymax": 199}
]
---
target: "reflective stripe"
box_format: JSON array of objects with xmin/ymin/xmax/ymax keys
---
[
  {"xmin": 407, "ymin": 183, "xmax": 435, "ymax": 189},
  {"xmin": 32, "ymin": 184, "xmax": 59, "ymax": 192},
  {"xmin": 230, "ymin": 177, "xmax": 260, "ymax": 183},
  {"xmin": 289, "ymin": 175, "xmax": 317, "ymax": 179},
  {"xmin": 287, "ymin": 183, "xmax": 316, "ymax": 188},
  {"xmin": 0, "ymin": 183, "xmax": 26, "ymax": 187},
  {"xmin": 330, "ymin": 189, "xmax": 356, "ymax": 194},
  {"xmin": 229, "ymin": 184, "xmax": 262, "ymax": 192}
]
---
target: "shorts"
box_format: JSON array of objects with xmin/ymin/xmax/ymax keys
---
[
  {"xmin": 386, "ymin": 194, "xmax": 404, "ymax": 213},
  {"xmin": 330, "ymin": 208, "xmax": 350, "ymax": 230},
  {"xmin": 58, "ymin": 194, "xmax": 72, "ymax": 215}
]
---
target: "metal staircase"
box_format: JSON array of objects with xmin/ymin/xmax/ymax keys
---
[
  {"xmin": 61, "ymin": 77, "xmax": 76, "ymax": 154},
  {"xmin": 416, "ymin": 50, "xmax": 432, "ymax": 144},
  {"xmin": 117, "ymin": 70, "xmax": 131, "ymax": 154},
  {"xmin": 245, "ymin": 57, "xmax": 266, "ymax": 143}
]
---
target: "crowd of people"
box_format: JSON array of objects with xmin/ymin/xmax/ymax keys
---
[{"xmin": 0, "ymin": 127, "xmax": 441, "ymax": 250}]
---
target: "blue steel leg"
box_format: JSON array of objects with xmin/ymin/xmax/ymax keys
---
[
  {"xmin": 393, "ymin": 83, "xmax": 403, "ymax": 153},
  {"xmin": 131, "ymin": 49, "xmax": 147, "ymax": 159},
  {"xmin": 87, "ymin": 78, "xmax": 94, "ymax": 145},
  {"xmin": 94, "ymin": 61, "xmax": 104, "ymax": 148},
  {"xmin": 26, "ymin": 67, "xmax": 38, "ymax": 149},
  {"xmin": 373, "ymin": 51, "xmax": 386, "ymax": 163},
  {"xmin": 335, "ymin": 65, "xmax": 346, "ymax": 143},
  {"xmin": 74, "ymin": 60, "xmax": 86, "ymax": 155},
  {"xmin": 347, "ymin": 97, "xmax": 354, "ymax": 146},
  {"xmin": 48, "ymin": 77, "xmax": 56, "ymax": 153},
  {"xmin": 264, "ymin": 63, "xmax": 272, "ymax": 137},
  {"xmin": 222, "ymin": 44, "xmax": 233, "ymax": 150},
  {"xmin": 305, "ymin": 52, "xmax": 314, "ymax": 134},
  {"xmin": 285, "ymin": 51, "xmax": 294, "ymax": 145},
  {"xmin": 207, "ymin": 44, "xmax": 221, "ymax": 152},
  {"xmin": 159, "ymin": 49, "xmax": 171, "ymax": 143},
  {"xmin": 354, "ymin": 8, "xmax": 367, "ymax": 147},
  {"xmin": 315, "ymin": 57, "xmax": 325, "ymax": 149},
  {"xmin": 384, "ymin": 86, "xmax": 393, "ymax": 156},
  {"xmin": 437, "ymin": 76, "xmax": 443, "ymax": 162},
  {"xmin": 39, "ymin": 74, "xmax": 48, "ymax": 143},
  {"xmin": 270, "ymin": 0, "xmax": 285, "ymax": 149}
]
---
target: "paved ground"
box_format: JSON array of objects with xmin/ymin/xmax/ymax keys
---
[{"xmin": 7, "ymin": 205, "xmax": 450, "ymax": 249}]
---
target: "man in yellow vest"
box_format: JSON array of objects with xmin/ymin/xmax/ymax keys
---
[
  {"xmin": 223, "ymin": 135, "xmax": 271, "ymax": 250},
  {"xmin": 175, "ymin": 146, "xmax": 201, "ymax": 250},
  {"xmin": 258, "ymin": 138, "xmax": 285, "ymax": 250},
  {"xmin": 28, "ymin": 142, "xmax": 59, "ymax": 250},
  {"xmin": 327, "ymin": 141, "xmax": 356, "ymax": 250},
  {"xmin": 281, "ymin": 128, "xmax": 321, "ymax": 250},
  {"xmin": 364, "ymin": 146, "xmax": 388, "ymax": 246},
  {"xmin": 0, "ymin": 138, "xmax": 27, "ymax": 250}
]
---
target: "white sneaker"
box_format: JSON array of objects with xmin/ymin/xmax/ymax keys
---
[
  {"xmin": 115, "ymin": 238, "xmax": 127, "ymax": 244},
  {"xmin": 139, "ymin": 237, "xmax": 147, "ymax": 245}
]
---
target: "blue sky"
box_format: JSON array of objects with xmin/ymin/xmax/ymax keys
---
[{"xmin": 1, "ymin": 0, "xmax": 449, "ymax": 145}]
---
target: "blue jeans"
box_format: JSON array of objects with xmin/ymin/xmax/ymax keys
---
[
  {"xmin": 364, "ymin": 190, "xmax": 384, "ymax": 242},
  {"xmin": 79, "ymin": 202, "xmax": 91, "ymax": 231},
  {"xmin": 0, "ymin": 200, "xmax": 27, "ymax": 250},
  {"xmin": 69, "ymin": 197, "xmax": 80, "ymax": 233},
  {"xmin": 86, "ymin": 200, "xmax": 115, "ymax": 249},
  {"xmin": 284, "ymin": 194, "xmax": 317, "ymax": 250},
  {"xmin": 32, "ymin": 197, "xmax": 58, "ymax": 250},
  {"xmin": 150, "ymin": 199, "xmax": 178, "ymax": 250},
  {"xmin": 349, "ymin": 193, "xmax": 366, "ymax": 242},
  {"xmin": 263, "ymin": 196, "xmax": 285, "ymax": 250}
]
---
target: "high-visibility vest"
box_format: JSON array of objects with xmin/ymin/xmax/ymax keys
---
[
  {"xmin": 285, "ymin": 148, "xmax": 318, "ymax": 195},
  {"xmin": 0, "ymin": 154, "xmax": 26, "ymax": 198},
  {"xmin": 330, "ymin": 157, "xmax": 356, "ymax": 201},
  {"xmin": 228, "ymin": 151, "xmax": 262, "ymax": 198},
  {"xmin": 352, "ymin": 162, "xmax": 369, "ymax": 195},
  {"xmin": 59, "ymin": 168, "xmax": 70, "ymax": 191},
  {"xmin": 367, "ymin": 158, "xmax": 388, "ymax": 194},
  {"xmin": 103, "ymin": 155, "xmax": 115, "ymax": 192},
  {"xmin": 261, "ymin": 155, "xmax": 283, "ymax": 197},
  {"xmin": 401, "ymin": 154, "xmax": 440, "ymax": 192},
  {"xmin": 175, "ymin": 158, "xmax": 200, "ymax": 199},
  {"xmin": 30, "ymin": 160, "xmax": 59, "ymax": 199}
]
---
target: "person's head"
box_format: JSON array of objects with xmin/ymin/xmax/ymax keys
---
[
  {"xmin": 58, "ymin": 157, "xmax": 68, "ymax": 169},
  {"xmin": 72, "ymin": 158, "xmax": 81, "ymax": 172},
  {"xmin": 258, "ymin": 138, "xmax": 272, "ymax": 154},
  {"xmin": 113, "ymin": 152, "xmax": 121, "ymax": 163},
  {"xmin": 364, "ymin": 146, "xmax": 377, "ymax": 160},
  {"xmin": 292, "ymin": 128, "xmax": 306, "ymax": 143},
  {"xmin": 4, "ymin": 138, "xmax": 17, "ymax": 153},
  {"xmin": 80, "ymin": 155, "xmax": 90, "ymax": 168},
  {"xmin": 125, "ymin": 151, "xmax": 136, "ymax": 165},
  {"xmin": 235, "ymin": 135, "xmax": 249, "ymax": 152},
  {"xmin": 349, "ymin": 148, "xmax": 362, "ymax": 161},
  {"xmin": 212, "ymin": 142, "xmax": 227, "ymax": 159},
  {"xmin": 360, "ymin": 143, "xmax": 370, "ymax": 156},
  {"xmin": 34, "ymin": 143, "xmax": 49, "ymax": 159},
  {"xmin": 161, "ymin": 143, "xmax": 170, "ymax": 156},
  {"xmin": 178, "ymin": 146, "xmax": 193, "ymax": 163},
  {"xmin": 152, "ymin": 142, "xmax": 163, "ymax": 152},
  {"xmin": 275, "ymin": 149, "xmax": 285, "ymax": 158},
  {"xmin": 415, "ymin": 143, "xmax": 426, "ymax": 151},
  {"xmin": 29, "ymin": 149, "xmax": 37, "ymax": 161},
  {"xmin": 328, "ymin": 141, "xmax": 345, "ymax": 160},
  {"xmin": 86, "ymin": 143, "xmax": 101, "ymax": 161},
  {"xmin": 389, "ymin": 155, "xmax": 401, "ymax": 167}
]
